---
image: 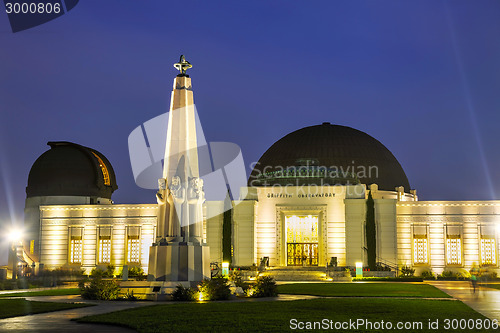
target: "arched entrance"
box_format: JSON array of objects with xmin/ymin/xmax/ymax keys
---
[{"xmin": 285, "ymin": 215, "xmax": 318, "ymax": 266}]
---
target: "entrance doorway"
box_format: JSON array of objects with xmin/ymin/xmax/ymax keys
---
[{"xmin": 285, "ymin": 215, "xmax": 318, "ymax": 266}]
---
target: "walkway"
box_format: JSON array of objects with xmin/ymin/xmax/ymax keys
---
[
  {"xmin": 428, "ymin": 281, "xmax": 500, "ymax": 321},
  {"xmin": 0, "ymin": 295, "xmax": 151, "ymax": 332}
]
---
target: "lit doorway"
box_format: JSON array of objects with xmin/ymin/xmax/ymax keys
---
[{"xmin": 285, "ymin": 215, "xmax": 318, "ymax": 266}]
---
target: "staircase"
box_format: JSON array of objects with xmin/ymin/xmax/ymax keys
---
[{"xmin": 261, "ymin": 266, "xmax": 329, "ymax": 281}]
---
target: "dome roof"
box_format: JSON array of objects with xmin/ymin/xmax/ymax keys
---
[
  {"xmin": 26, "ymin": 142, "xmax": 118, "ymax": 199},
  {"xmin": 249, "ymin": 123, "xmax": 410, "ymax": 191}
]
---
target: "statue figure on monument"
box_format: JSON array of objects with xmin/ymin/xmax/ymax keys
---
[
  {"xmin": 187, "ymin": 177, "xmax": 205, "ymax": 244},
  {"xmin": 169, "ymin": 175, "xmax": 185, "ymax": 239},
  {"xmin": 155, "ymin": 178, "xmax": 169, "ymax": 244}
]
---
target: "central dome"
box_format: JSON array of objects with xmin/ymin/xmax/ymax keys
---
[{"xmin": 249, "ymin": 123, "xmax": 410, "ymax": 191}]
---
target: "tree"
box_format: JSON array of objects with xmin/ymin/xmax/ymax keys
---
[
  {"xmin": 365, "ymin": 191, "xmax": 376, "ymax": 271},
  {"xmin": 222, "ymin": 192, "xmax": 232, "ymax": 264}
]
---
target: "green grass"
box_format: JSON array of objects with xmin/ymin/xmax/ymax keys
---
[
  {"xmin": 0, "ymin": 288, "xmax": 81, "ymax": 298},
  {"xmin": 77, "ymin": 298, "xmax": 490, "ymax": 332},
  {"xmin": 0, "ymin": 299, "xmax": 90, "ymax": 319},
  {"xmin": 277, "ymin": 282, "xmax": 451, "ymax": 298}
]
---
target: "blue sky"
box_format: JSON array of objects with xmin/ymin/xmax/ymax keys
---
[{"xmin": 1, "ymin": 1, "xmax": 500, "ymax": 262}]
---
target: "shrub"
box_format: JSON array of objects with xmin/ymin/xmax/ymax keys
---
[
  {"xmin": 252, "ymin": 275, "xmax": 278, "ymax": 297},
  {"xmin": 79, "ymin": 276, "xmax": 120, "ymax": 300},
  {"xmin": 421, "ymin": 270, "xmax": 435, "ymax": 279},
  {"xmin": 171, "ymin": 285, "xmax": 196, "ymax": 301},
  {"xmin": 198, "ymin": 277, "xmax": 231, "ymax": 301},
  {"xmin": 440, "ymin": 270, "xmax": 455, "ymax": 278},
  {"xmin": 481, "ymin": 271, "xmax": 498, "ymax": 280},
  {"xmin": 117, "ymin": 266, "xmax": 146, "ymax": 281},
  {"xmin": 400, "ymin": 265, "xmax": 415, "ymax": 277},
  {"xmin": 352, "ymin": 277, "xmax": 423, "ymax": 282},
  {"xmin": 230, "ymin": 271, "xmax": 244, "ymax": 288}
]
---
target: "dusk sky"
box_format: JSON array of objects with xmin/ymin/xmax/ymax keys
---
[{"xmin": 1, "ymin": 1, "xmax": 500, "ymax": 262}]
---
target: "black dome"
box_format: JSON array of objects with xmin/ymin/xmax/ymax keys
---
[
  {"xmin": 26, "ymin": 142, "xmax": 118, "ymax": 199},
  {"xmin": 249, "ymin": 123, "xmax": 410, "ymax": 191}
]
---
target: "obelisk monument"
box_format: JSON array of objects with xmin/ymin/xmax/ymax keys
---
[{"xmin": 148, "ymin": 55, "xmax": 210, "ymax": 283}]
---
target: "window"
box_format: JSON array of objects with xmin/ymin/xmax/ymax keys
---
[
  {"xmin": 99, "ymin": 239, "xmax": 111, "ymax": 263},
  {"xmin": 98, "ymin": 227, "xmax": 112, "ymax": 264},
  {"xmin": 413, "ymin": 238, "xmax": 428, "ymax": 264},
  {"xmin": 481, "ymin": 239, "xmax": 496, "ymax": 265},
  {"xmin": 480, "ymin": 225, "xmax": 497, "ymax": 266},
  {"xmin": 412, "ymin": 225, "xmax": 428, "ymax": 264},
  {"xmin": 127, "ymin": 226, "xmax": 141, "ymax": 263},
  {"xmin": 69, "ymin": 227, "xmax": 83, "ymax": 264},
  {"xmin": 446, "ymin": 225, "xmax": 462, "ymax": 265},
  {"xmin": 127, "ymin": 238, "xmax": 140, "ymax": 263}
]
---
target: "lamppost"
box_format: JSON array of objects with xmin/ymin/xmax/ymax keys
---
[{"xmin": 7, "ymin": 228, "xmax": 23, "ymax": 280}]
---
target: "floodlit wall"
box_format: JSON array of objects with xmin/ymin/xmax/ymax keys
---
[
  {"xmin": 232, "ymin": 200, "xmax": 256, "ymax": 266},
  {"xmin": 39, "ymin": 204, "xmax": 157, "ymax": 274},
  {"xmin": 397, "ymin": 201, "xmax": 500, "ymax": 275},
  {"xmin": 205, "ymin": 201, "xmax": 224, "ymax": 264}
]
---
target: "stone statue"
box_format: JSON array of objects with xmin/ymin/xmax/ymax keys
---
[
  {"xmin": 187, "ymin": 177, "xmax": 205, "ymax": 243},
  {"xmin": 169, "ymin": 176, "xmax": 185, "ymax": 238},
  {"xmin": 156, "ymin": 178, "xmax": 168, "ymax": 243}
]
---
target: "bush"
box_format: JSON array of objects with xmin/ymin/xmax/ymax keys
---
[
  {"xmin": 420, "ymin": 270, "xmax": 435, "ymax": 279},
  {"xmin": 252, "ymin": 275, "xmax": 277, "ymax": 297},
  {"xmin": 198, "ymin": 277, "xmax": 231, "ymax": 301},
  {"xmin": 171, "ymin": 285, "xmax": 196, "ymax": 301},
  {"xmin": 440, "ymin": 270, "xmax": 456, "ymax": 278},
  {"xmin": 437, "ymin": 271, "xmax": 467, "ymax": 280},
  {"xmin": 117, "ymin": 266, "xmax": 146, "ymax": 281},
  {"xmin": 230, "ymin": 271, "xmax": 244, "ymax": 288},
  {"xmin": 79, "ymin": 276, "xmax": 120, "ymax": 300},
  {"xmin": 400, "ymin": 265, "xmax": 415, "ymax": 277},
  {"xmin": 352, "ymin": 277, "xmax": 423, "ymax": 282}
]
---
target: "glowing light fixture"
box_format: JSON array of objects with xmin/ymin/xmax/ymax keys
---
[
  {"xmin": 7, "ymin": 227, "xmax": 23, "ymax": 244},
  {"xmin": 355, "ymin": 262, "xmax": 363, "ymax": 278},
  {"xmin": 222, "ymin": 262, "xmax": 229, "ymax": 277}
]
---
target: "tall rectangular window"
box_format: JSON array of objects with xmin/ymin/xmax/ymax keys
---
[
  {"xmin": 127, "ymin": 226, "xmax": 141, "ymax": 264},
  {"xmin": 480, "ymin": 225, "xmax": 497, "ymax": 266},
  {"xmin": 69, "ymin": 227, "xmax": 83, "ymax": 264},
  {"xmin": 98, "ymin": 226, "xmax": 112, "ymax": 264},
  {"xmin": 446, "ymin": 225, "xmax": 462, "ymax": 265},
  {"xmin": 413, "ymin": 225, "xmax": 428, "ymax": 264}
]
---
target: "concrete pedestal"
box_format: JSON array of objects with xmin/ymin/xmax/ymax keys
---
[{"xmin": 148, "ymin": 242, "xmax": 210, "ymax": 282}]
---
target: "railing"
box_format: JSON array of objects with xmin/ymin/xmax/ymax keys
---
[
  {"xmin": 210, "ymin": 262, "xmax": 220, "ymax": 278},
  {"xmin": 376, "ymin": 257, "xmax": 399, "ymax": 275}
]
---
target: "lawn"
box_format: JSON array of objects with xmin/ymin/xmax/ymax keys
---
[
  {"xmin": 0, "ymin": 299, "xmax": 90, "ymax": 319},
  {"xmin": 77, "ymin": 298, "xmax": 491, "ymax": 333},
  {"xmin": 0, "ymin": 288, "xmax": 81, "ymax": 298},
  {"xmin": 277, "ymin": 282, "xmax": 451, "ymax": 298}
]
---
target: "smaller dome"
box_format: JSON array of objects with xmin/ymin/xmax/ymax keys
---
[{"xmin": 26, "ymin": 142, "xmax": 118, "ymax": 199}]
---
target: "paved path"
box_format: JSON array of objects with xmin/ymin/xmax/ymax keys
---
[
  {"xmin": 428, "ymin": 281, "xmax": 500, "ymax": 322},
  {"xmin": 0, "ymin": 295, "xmax": 151, "ymax": 332}
]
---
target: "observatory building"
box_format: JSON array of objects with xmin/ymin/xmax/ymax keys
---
[{"xmin": 21, "ymin": 59, "xmax": 500, "ymax": 279}]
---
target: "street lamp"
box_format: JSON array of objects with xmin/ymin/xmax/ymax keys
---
[{"xmin": 7, "ymin": 227, "xmax": 23, "ymax": 280}]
